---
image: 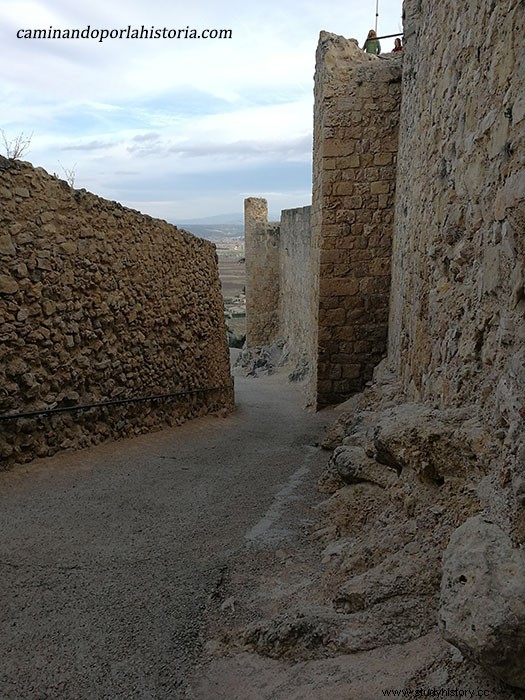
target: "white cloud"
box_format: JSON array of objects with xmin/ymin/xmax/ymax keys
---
[{"xmin": 2, "ymin": 0, "xmax": 403, "ymax": 218}]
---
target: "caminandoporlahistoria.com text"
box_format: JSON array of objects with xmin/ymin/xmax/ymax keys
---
[{"xmin": 16, "ymin": 25, "xmax": 233, "ymax": 42}]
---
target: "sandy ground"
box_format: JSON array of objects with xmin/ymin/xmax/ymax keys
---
[
  {"xmin": 0, "ymin": 358, "xmax": 331, "ymax": 699},
  {"xmin": 4, "ymin": 358, "xmax": 520, "ymax": 699}
]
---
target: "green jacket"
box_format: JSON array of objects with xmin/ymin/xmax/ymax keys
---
[{"xmin": 365, "ymin": 38, "xmax": 381, "ymax": 55}]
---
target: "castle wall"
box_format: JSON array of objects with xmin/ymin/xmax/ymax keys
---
[
  {"xmin": 244, "ymin": 198, "xmax": 313, "ymax": 379},
  {"xmin": 0, "ymin": 157, "xmax": 234, "ymax": 468},
  {"xmin": 244, "ymin": 197, "xmax": 280, "ymax": 347},
  {"xmin": 278, "ymin": 205, "xmax": 312, "ymax": 379},
  {"xmin": 311, "ymin": 33, "xmax": 402, "ymax": 407},
  {"xmin": 389, "ymin": 0, "xmax": 524, "ymax": 425}
]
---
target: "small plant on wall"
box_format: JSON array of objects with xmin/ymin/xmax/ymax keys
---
[{"xmin": 1, "ymin": 129, "xmax": 33, "ymax": 160}]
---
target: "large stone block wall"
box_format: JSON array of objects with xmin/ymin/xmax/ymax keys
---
[
  {"xmin": 311, "ymin": 33, "xmax": 402, "ymax": 407},
  {"xmin": 244, "ymin": 197, "xmax": 280, "ymax": 347},
  {"xmin": 389, "ymin": 1, "xmax": 524, "ymax": 421},
  {"xmin": 0, "ymin": 157, "xmax": 234, "ymax": 468}
]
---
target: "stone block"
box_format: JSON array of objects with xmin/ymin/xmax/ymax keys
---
[
  {"xmin": 320, "ymin": 249, "xmax": 344, "ymax": 264},
  {"xmin": 342, "ymin": 364, "xmax": 362, "ymax": 379},
  {"xmin": 333, "ymin": 182, "xmax": 355, "ymax": 196},
  {"xmin": 323, "ymin": 141, "xmax": 358, "ymax": 158},
  {"xmin": 440, "ymin": 516, "xmax": 525, "ymax": 688},
  {"xmin": 335, "ymin": 155, "xmax": 359, "ymax": 170},
  {"xmin": 0, "ymin": 235, "xmax": 16, "ymax": 256},
  {"xmin": 370, "ymin": 181, "xmax": 390, "ymax": 195},
  {"xmin": 0, "ymin": 274, "xmax": 19, "ymax": 294},
  {"xmin": 330, "ymin": 445, "xmax": 398, "ymax": 486},
  {"xmin": 319, "ymin": 278, "xmax": 359, "ymax": 297},
  {"xmin": 322, "ymin": 308, "xmax": 347, "ymax": 326},
  {"xmin": 373, "ymin": 152, "xmax": 393, "ymax": 166}
]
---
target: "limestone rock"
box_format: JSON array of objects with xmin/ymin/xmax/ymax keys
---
[
  {"xmin": 440, "ymin": 515, "xmax": 525, "ymax": 688},
  {"xmin": 372, "ymin": 403, "xmax": 488, "ymax": 485},
  {"xmin": 234, "ymin": 339, "xmax": 287, "ymax": 377},
  {"xmin": 0, "ymin": 234, "xmax": 16, "ymax": 256},
  {"xmin": 334, "ymin": 544, "xmax": 440, "ymax": 615},
  {"xmin": 0, "ymin": 274, "xmax": 19, "ymax": 294},
  {"xmin": 329, "ymin": 445, "xmax": 398, "ymax": 488}
]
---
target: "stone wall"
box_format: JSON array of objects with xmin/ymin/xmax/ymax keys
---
[
  {"xmin": 244, "ymin": 197, "xmax": 280, "ymax": 347},
  {"xmin": 238, "ymin": 8, "xmax": 525, "ymax": 688},
  {"xmin": 278, "ymin": 205, "xmax": 312, "ymax": 380},
  {"xmin": 311, "ymin": 33, "xmax": 402, "ymax": 407},
  {"xmin": 243, "ymin": 199, "xmax": 313, "ymax": 381},
  {"xmin": 311, "ymin": 5, "xmax": 525, "ymax": 687},
  {"xmin": 0, "ymin": 157, "xmax": 234, "ymax": 468},
  {"xmin": 388, "ymin": 0, "xmax": 524, "ymax": 525}
]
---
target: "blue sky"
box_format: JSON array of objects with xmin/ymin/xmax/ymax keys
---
[{"xmin": 2, "ymin": 0, "xmax": 403, "ymax": 222}]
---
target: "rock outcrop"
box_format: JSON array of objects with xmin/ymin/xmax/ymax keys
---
[{"xmin": 440, "ymin": 516, "xmax": 525, "ymax": 689}]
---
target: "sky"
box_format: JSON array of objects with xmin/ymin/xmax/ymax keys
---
[{"xmin": 2, "ymin": 0, "xmax": 403, "ymax": 223}]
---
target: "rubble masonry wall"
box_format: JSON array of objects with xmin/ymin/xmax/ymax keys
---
[{"xmin": 0, "ymin": 157, "xmax": 234, "ymax": 468}]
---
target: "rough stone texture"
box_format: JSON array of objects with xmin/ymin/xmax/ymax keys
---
[
  {"xmin": 234, "ymin": 339, "xmax": 287, "ymax": 378},
  {"xmin": 244, "ymin": 197, "xmax": 280, "ymax": 347},
  {"xmin": 388, "ymin": 0, "xmax": 525, "ymax": 534},
  {"xmin": 371, "ymin": 403, "xmax": 492, "ymax": 487},
  {"xmin": 440, "ymin": 516, "xmax": 525, "ymax": 688},
  {"xmin": 197, "ymin": 5, "xmax": 525, "ymax": 694},
  {"xmin": 309, "ymin": 8, "xmax": 525, "ymax": 688},
  {"xmin": 278, "ymin": 205, "xmax": 313, "ymax": 383},
  {"xmin": 245, "ymin": 37, "xmax": 401, "ymax": 409},
  {"xmin": 389, "ymin": 0, "xmax": 525, "ymax": 401},
  {"xmin": 244, "ymin": 199, "xmax": 313, "ymax": 385},
  {"xmin": 329, "ymin": 445, "xmax": 398, "ymax": 488},
  {"xmin": 310, "ymin": 33, "xmax": 402, "ymax": 408},
  {"xmin": 0, "ymin": 157, "xmax": 233, "ymax": 468}
]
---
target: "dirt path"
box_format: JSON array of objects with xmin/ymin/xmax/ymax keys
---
[
  {"xmin": 0, "ymin": 363, "xmax": 331, "ymax": 700},
  {"xmin": 3, "ymin": 362, "xmax": 519, "ymax": 700}
]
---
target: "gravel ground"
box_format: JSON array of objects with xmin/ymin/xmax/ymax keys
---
[{"xmin": 0, "ymin": 361, "xmax": 330, "ymax": 700}]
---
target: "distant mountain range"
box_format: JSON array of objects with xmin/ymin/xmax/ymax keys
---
[
  {"xmin": 174, "ymin": 211, "xmax": 280, "ymax": 241},
  {"xmin": 177, "ymin": 222, "xmax": 244, "ymax": 241},
  {"xmin": 172, "ymin": 213, "xmax": 241, "ymax": 241},
  {"xmin": 177, "ymin": 213, "xmax": 244, "ymax": 226}
]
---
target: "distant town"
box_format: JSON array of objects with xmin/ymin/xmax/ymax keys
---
[{"xmin": 178, "ymin": 222, "xmax": 244, "ymax": 242}]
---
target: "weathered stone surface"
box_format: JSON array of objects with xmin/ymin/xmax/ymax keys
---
[
  {"xmin": 0, "ymin": 158, "xmax": 234, "ymax": 468},
  {"xmin": 234, "ymin": 339, "xmax": 287, "ymax": 377},
  {"xmin": 0, "ymin": 274, "xmax": 19, "ymax": 294},
  {"xmin": 244, "ymin": 198, "xmax": 280, "ymax": 347},
  {"xmin": 372, "ymin": 403, "xmax": 489, "ymax": 485},
  {"xmin": 236, "ymin": 4, "xmax": 524, "ymax": 696},
  {"xmin": 0, "ymin": 234, "xmax": 16, "ymax": 256},
  {"xmin": 440, "ymin": 516, "xmax": 525, "ymax": 688},
  {"xmin": 330, "ymin": 445, "xmax": 397, "ymax": 488},
  {"xmin": 387, "ymin": 0, "xmax": 524, "ymax": 434},
  {"xmin": 278, "ymin": 206, "xmax": 313, "ymax": 383},
  {"xmin": 310, "ymin": 33, "xmax": 402, "ymax": 408}
]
